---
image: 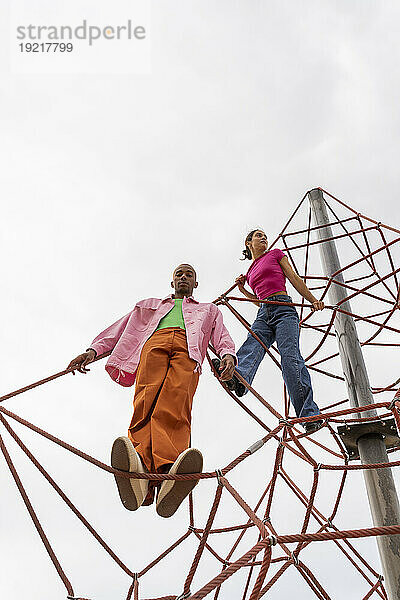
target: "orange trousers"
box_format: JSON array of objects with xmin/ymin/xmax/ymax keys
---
[{"xmin": 128, "ymin": 328, "xmax": 199, "ymax": 473}]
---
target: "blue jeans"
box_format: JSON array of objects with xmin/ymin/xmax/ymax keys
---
[{"xmin": 236, "ymin": 295, "xmax": 320, "ymax": 418}]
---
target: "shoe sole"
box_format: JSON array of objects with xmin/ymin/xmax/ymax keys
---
[
  {"xmin": 304, "ymin": 421, "xmax": 323, "ymax": 435},
  {"xmin": 111, "ymin": 437, "xmax": 147, "ymax": 511},
  {"xmin": 156, "ymin": 449, "xmax": 203, "ymax": 518}
]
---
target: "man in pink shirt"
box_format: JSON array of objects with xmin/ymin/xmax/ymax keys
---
[{"xmin": 68, "ymin": 264, "xmax": 236, "ymax": 518}]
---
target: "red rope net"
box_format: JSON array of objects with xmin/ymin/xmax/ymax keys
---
[{"xmin": 1, "ymin": 187, "xmax": 400, "ymax": 599}]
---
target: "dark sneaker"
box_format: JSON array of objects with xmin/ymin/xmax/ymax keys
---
[
  {"xmin": 304, "ymin": 420, "xmax": 323, "ymax": 434},
  {"xmin": 234, "ymin": 378, "xmax": 246, "ymax": 397},
  {"xmin": 226, "ymin": 379, "xmax": 237, "ymax": 391},
  {"xmin": 211, "ymin": 358, "xmax": 246, "ymax": 396},
  {"xmin": 211, "ymin": 358, "xmax": 222, "ymax": 375},
  {"xmin": 211, "ymin": 358, "xmax": 236, "ymax": 391}
]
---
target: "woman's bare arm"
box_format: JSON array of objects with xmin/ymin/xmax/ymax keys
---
[{"xmin": 279, "ymin": 257, "xmax": 324, "ymax": 311}]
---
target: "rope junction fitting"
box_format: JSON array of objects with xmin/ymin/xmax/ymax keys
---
[
  {"xmin": 290, "ymin": 552, "xmax": 300, "ymax": 566},
  {"xmin": 268, "ymin": 535, "xmax": 278, "ymax": 547},
  {"xmin": 247, "ymin": 439, "xmax": 265, "ymax": 454},
  {"xmin": 215, "ymin": 468, "xmax": 223, "ymax": 486}
]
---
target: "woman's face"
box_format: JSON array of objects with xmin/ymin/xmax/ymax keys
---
[{"xmin": 247, "ymin": 230, "xmax": 268, "ymax": 256}]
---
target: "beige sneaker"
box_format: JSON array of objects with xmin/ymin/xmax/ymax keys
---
[
  {"xmin": 156, "ymin": 448, "xmax": 203, "ymax": 518},
  {"xmin": 111, "ymin": 437, "xmax": 148, "ymax": 511}
]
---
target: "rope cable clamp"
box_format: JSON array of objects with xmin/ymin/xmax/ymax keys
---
[
  {"xmin": 175, "ymin": 592, "xmax": 191, "ymax": 600},
  {"xmin": 290, "ymin": 552, "xmax": 300, "ymax": 566},
  {"xmin": 278, "ymin": 418, "xmax": 294, "ymax": 428},
  {"xmin": 388, "ymin": 398, "xmax": 400, "ymax": 411},
  {"xmin": 262, "ymin": 516, "xmax": 271, "ymax": 524},
  {"xmin": 215, "ymin": 469, "xmax": 223, "ymax": 486},
  {"xmin": 268, "ymin": 535, "xmax": 277, "ymax": 547}
]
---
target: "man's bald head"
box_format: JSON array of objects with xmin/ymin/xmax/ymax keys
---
[
  {"xmin": 173, "ymin": 264, "xmax": 197, "ymax": 279},
  {"xmin": 171, "ymin": 264, "xmax": 198, "ymax": 298}
]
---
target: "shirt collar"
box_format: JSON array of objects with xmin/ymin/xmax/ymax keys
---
[{"xmin": 162, "ymin": 294, "xmax": 199, "ymax": 303}]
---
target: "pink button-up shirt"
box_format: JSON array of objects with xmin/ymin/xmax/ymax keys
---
[{"xmin": 90, "ymin": 295, "xmax": 236, "ymax": 387}]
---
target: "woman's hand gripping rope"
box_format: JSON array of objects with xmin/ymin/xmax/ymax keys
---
[
  {"xmin": 311, "ymin": 300, "xmax": 325, "ymax": 312},
  {"xmin": 235, "ymin": 274, "xmax": 246, "ymax": 294}
]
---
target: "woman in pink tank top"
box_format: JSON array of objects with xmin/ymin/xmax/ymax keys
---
[{"xmin": 224, "ymin": 229, "xmax": 324, "ymax": 433}]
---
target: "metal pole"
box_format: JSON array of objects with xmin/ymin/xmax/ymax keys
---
[{"xmin": 308, "ymin": 188, "xmax": 400, "ymax": 600}]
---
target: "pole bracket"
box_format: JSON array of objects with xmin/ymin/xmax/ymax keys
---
[{"xmin": 337, "ymin": 418, "xmax": 400, "ymax": 460}]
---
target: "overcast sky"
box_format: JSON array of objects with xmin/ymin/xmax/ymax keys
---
[{"xmin": 1, "ymin": 1, "xmax": 400, "ymax": 599}]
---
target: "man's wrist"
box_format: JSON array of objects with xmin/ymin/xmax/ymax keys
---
[{"xmin": 86, "ymin": 347, "xmax": 97, "ymax": 358}]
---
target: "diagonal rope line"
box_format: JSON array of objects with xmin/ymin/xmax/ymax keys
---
[{"xmin": 0, "ymin": 429, "xmax": 75, "ymax": 597}]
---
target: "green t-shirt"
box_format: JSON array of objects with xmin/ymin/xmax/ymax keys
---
[{"xmin": 156, "ymin": 298, "xmax": 186, "ymax": 331}]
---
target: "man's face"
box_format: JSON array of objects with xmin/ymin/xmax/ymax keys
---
[{"xmin": 172, "ymin": 264, "xmax": 198, "ymax": 297}]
